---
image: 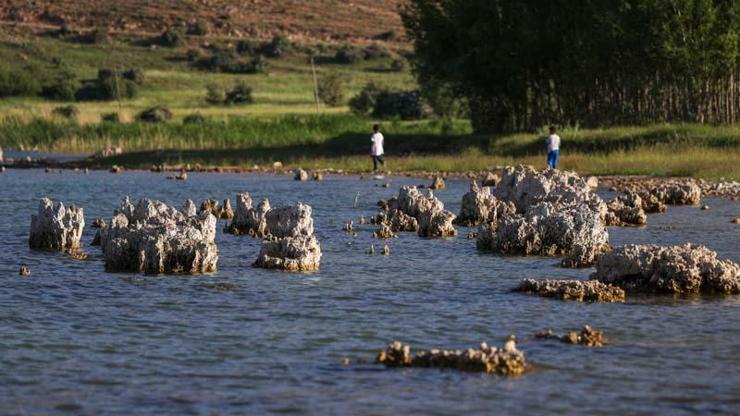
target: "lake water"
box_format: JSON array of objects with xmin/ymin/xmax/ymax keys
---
[{"xmin": 1, "ymin": 170, "xmax": 739, "ymax": 415}]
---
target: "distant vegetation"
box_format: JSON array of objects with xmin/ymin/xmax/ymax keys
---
[{"xmin": 403, "ymin": 0, "xmax": 740, "ymax": 132}]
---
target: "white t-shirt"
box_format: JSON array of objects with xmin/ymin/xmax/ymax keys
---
[
  {"xmin": 546, "ymin": 134, "xmax": 561, "ymax": 153},
  {"xmin": 371, "ymin": 132, "xmax": 384, "ymax": 156}
]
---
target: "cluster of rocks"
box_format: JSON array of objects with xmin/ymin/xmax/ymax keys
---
[
  {"xmin": 535, "ymin": 325, "xmax": 605, "ymax": 347},
  {"xmin": 514, "ymin": 278, "xmax": 625, "ymax": 303},
  {"xmin": 472, "ymin": 165, "xmax": 611, "ymax": 267},
  {"xmin": 293, "ymin": 168, "xmax": 323, "ymax": 181},
  {"xmin": 253, "ymin": 203, "xmax": 322, "ymax": 271},
  {"xmin": 600, "ymin": 176, "xmax": 703, "ymax": 206},
  {"xmin": 225, "ymin": 193, "xmax": 271, "ymax": 237},
  {"xmin": 199, "ymin": 198, "xmax": 234, "ymax": 220},
  {"xmin": 453, "ymin": 181, "xmax": 515, "ymax": 227},
  {"xmin": 29, "ymin": 198, "xmax": 85, "ymax": 251},
  {"xmin": 376, "ymin": 338, "xmax": 527, "ymax": 376},
  {"xmin": 591, "ymin": 243, "xmax": 740, "ymax": 294},
  {"xmin": 98, "ymin": 197, "xmax": 218, "ymax": 274},
  {"xmin": 91, "ymin": 146, "xmax": 123, "ymax": 159},
  {"xmin": 375, "ymin": 186, "xmax": 457, "ymax": 238},
  {"xmin": 604, "ymin": 192, "xmax": 647, "ymax": 226}
]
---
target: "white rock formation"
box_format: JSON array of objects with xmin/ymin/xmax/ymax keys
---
[
  {"xmin": 591, "ymin": 243, "xmax": 739, "ymax": 294},
  {"xmin": 99, "ymin": 197, "xmax": 218, "ymax": 274},
  {"xmin": 605, "ymin": 192, "xmax": 647, "ymax": 226},
  {"xmin": 395, "ymin": 186, "xmax": 457, "ymax": 237},
  {"xmin": 454, "ymin": 181, "xmax": 516, "ymax": 227},
  {"xmin": 29, "ymin": 198, "xmax": 85, "ymax": 250},
  {"xmin": 254, "ymin": 203, "xmax": 322, "ymax": 271},
  {"xmin": 226, "ymin": 193, "xmax": 270, "ymax": 237}
]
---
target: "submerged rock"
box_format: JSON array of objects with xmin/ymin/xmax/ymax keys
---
[
  {"xmin": 591, "ymin": 243, "xmax": 740, "ymax": 294},
  {"xmin": 478, "ymin": 201, "xmax": 609, "ymax": 267},
  {"xmin": 226, "ymin": 193, "xmax": 270, "ymax": 237},
  {"xmin": 396, "ymin": 186, "xmax": 457, "ymax": 237},
  {"xmin": 536, "ymin": 325, "xmax": 605, "ymax": 347},
  {"xmin": 637, "ymin": 192, "xmax": 667, "ymax": 213},
  {"xmin": 376, "ymin": 338, "xmax": 527, "ymax": 376},
  {"xmin": 514, "ymin": 278, "xmax": 625, "ymax": 302},
  {"xmin": 99, "ymin": 197, "xmax": 218, "ymax": 274},
  {"xmin": 19, "ymin": 265, "xmax": 30, "ymax": 276},
  {"xmin": 375, "ymin": 208, "xmax": 418, "ymax": 233},
  {"xmin": 430, "ymin": 176, "xmax": 445, "ymax": 190},
  {"xmin": 372, "ymin": 222, "xmax": 397, "ymax": 239},
  {"xmin": 254, "ymin": 203, "xmax": 322, "ymax": 271},
  {"xmin": 91, "ymin": 146, "xmax": 123, "ymax": 159},
  {"xmin": 294, "ymin": 168, "xmax": 308, "ymax": 181},
  {"xmin": 454, "ymin": 181, "xmax": 516, "ymax": 227},
  {"xmin": 653, "ymin": 181, "xmax": 702, "ymax": 205},
  {"xmin": 29, "ymin": 198, "xmax": 85, "ymax": 251},
  {"xmin": 605, "ymin": 192, "xmax": 647, "ymax": 226}
]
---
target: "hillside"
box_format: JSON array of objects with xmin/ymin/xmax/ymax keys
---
[{"xmin": 0, "ymin": 0, "xmax": 407, "ymax": 44}]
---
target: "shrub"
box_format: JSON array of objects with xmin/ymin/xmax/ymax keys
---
[
  {"xmin": 88, "ymin": 26, "xmax": 109, "ymax": 44},
  {"xmin": 335, "ymin": 45, "xmax": 365, "ymax": 64},
  {"xmin": 373, "ymin": 90, "xmax": 428, "ymax": 120},
  {"xmin": 363, "ymin": 43, "xmax": 390, "ymax": 60},
  {"xmin": 123, "ymin": 68, "xmax": 145, "ymax": 85},
  {"xmin": 205, "ymin": 83, "xmax": 226, "ymax": 104},
  {"xmin": 375, "ymin": 30, "xmax": 400, "ymax": 42},
  {"xmin": 262, "ymin": 35, "xmax": 292, "ymax": 58},
  {"xmin": 186, "ymin": 48, "xmax": 203, "ymax": 62},
  {"xmin": 137, "ymin": 106, "xmax": 173, "ymax": 123},
  {"xmin": 183, "ymin": 113, "xmax": 207, "ymax": 124},
  {"xmin": 249, "ymin": 55, "xmax": 270, "ymax": 74},
  {"xmin": 159, "ymin": 29, "xmax": 184, "ymax": 47},
  {"xmin": 101, "ymin": 112, "xmax": 120, "ymax": 123},
  {"xmin": 317, "ymin": 72, "xmax": 344, "ymax": 107},
  {"xmin": 421, "ymin": 81, "xmax": 468, "ymax": 119},
  {"xmin": 195, "ymin": 52, "xmax": 268, "ymax": 74},
  {"xmin": 75, "ymin": 70, "xmax": 138, "ymax": 101},
  {"xmin": 41, "ymin": 71, "xmax": 79, "ymax": 101},
  {"xmin": 0, "ymin": 69, "xmax": 41, "ymax": 97},
  {"xmin": 190, "ymin": 20, "xmax": 210, "ymax": 36},
  {"xmin": 236, "ymin": 40, "xmax": 260, "ymax": 56},
  {"xmin": 390, "ymin": 59, "xmax": 406, "ymax": 72},
  {"xmin": 348, "ymin": 82, "xmax": 383, "ymax": 115},
  {"xmin": 51, "ymin": 105, "xmax": 80, "ymax": 119},
  {"xmin": 224, "ymin": 81, "xmax": 253, "ymax": 105}
]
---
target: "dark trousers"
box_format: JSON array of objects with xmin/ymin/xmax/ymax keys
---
[{"xmin": 372, "ymin": 155, "xmax": 385, "ymax": 171}]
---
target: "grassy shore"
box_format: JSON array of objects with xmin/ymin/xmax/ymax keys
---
[{"xmin": 1, "ymin": 37, "xmax": 738, "ymax": 179}]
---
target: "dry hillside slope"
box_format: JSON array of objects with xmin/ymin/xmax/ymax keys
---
[{"xmin": 0, "ymin": 0, "xmax": 406, "ymax": 43}]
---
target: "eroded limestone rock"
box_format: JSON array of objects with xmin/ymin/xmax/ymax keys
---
[
  {"xmin": 99, "ymin": 197, "xmax": 218, "ymax": 274},
  {"xmin": 395, "ymin": 186, "xmax": 457, "ymax": 237},
  {"xmin": 376, "ymin": 338, "xmax": 527, "ymax": 376},
  {"xmin": 430, "ymin": 176, "xmax": 445, "ymax": 190},
  {"xmin": 253, "ymin": 203, "xmax": 322, "ymax": 271},
  {"xmin": 591, "ymin": 243, "xmax": 740, "ymax": 294},
  {"xmin": 454, "ymin": 181, "xmax": 516, "ymax": 227},
  {"xmin": 514, "ymin": 278, "xmax": 625, "ymax": 302},
  {"xmin": 220, "ymin": 198, "xmax": 234, "ymax": 220},
  {"xmin": 605, "ymin": 192, "xmax": 647, "ymax": 226},
  {"xmin": 294, "ymin": 168, "xmax": 308, "ymax": 181},
  {"xmin": 226, "ymin": 193, "xmax": 270, "ymax": 237},
  {"xmin": 535, "ymin": 325, "xmax": 605, "ymax": 346},
  {"xmin": 29, "ymin": 198, "xmax": 85, "ymax": 250}
]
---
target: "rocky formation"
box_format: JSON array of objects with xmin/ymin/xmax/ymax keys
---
[
  {"xmin": 600, "ymin": 177, "xmax": 703, "ymax": 206},
  {"xmin": 605, "ymin": 192, "xmax": 647, "ymax": 226},
  {"xmin": 294, "ymin": 168, "xmax": 308, "ymax": 181},
  {"xmin": 638, "ymin": 192, "xmax": 667, "ymax": 213},
  {"xmin": 535, "ymin": 325, "xmax": 605, "ymax": 347},
  {"xmin": 394, "ymin": 186, "xmax": 458, "ymax": 237},
  {"xmin": 430, "ymin": 176, "xmax": 445, "ymax": 190},
  {"xmin": 514, "ymin": 278, "xmax": 625, "ymax": 302},
  {"xmin": 453, "ymin": 181, "xmax": 516, "ymax": 227},
  {"xmin": 182, "ymin": 199, "xmax": 197, "ymax": 217},
  {"xmin": 220, "ymin": 199, "xmax": 234, "ymax": 220},
  {"xmin": 482, "ymin": 171, "xmax": 500, "ymax": 186},
  {"xmin": 91, "ymin": 146, "xmax": 123, "ymax": 159},
  {"xmin": 253, "ymin": 203, "xmax": 321, "ymax": 271},
  {"xmin": 99, "ymin": 197, "xmax": 218, "ymax": 274},
  {"xmin": 652, "ymin": 181, "xmax": 701, "ymax": 205},
  {"xmin": 29, "ymin": 198, "xmax": 85, "ymax": 251},
  {"xmin": 372, "ymin": 222, "xmax": 397, "ymax": 239},
  {"xmin": 225, "ymin": 193, "xmax": 270, "ymax": 236},
  {"xmin": 591, "ymin": 243, "xmax": 740, "ymax": 294},
  {"xmin": 475, "ymin": 166, "xmax": 611, "ymax": 266},
  {"xmin": 375, "ymin": 208, "xmax": 418, "ymax": 233},
  {"xmin": 478, "ymin": 201, "xmax": 610, "ymax": 267},
  {"xmin": 376, "ymin": 338, "xmax": 527, "ymax": 376},
  {"xmin": 19, "ymin": 265, "xmax": 30, "ymax": 276}
]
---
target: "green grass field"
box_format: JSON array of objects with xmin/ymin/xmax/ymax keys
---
[{"xmin": 1, "ymin": 36, "xmax": 738, "ymax": 180}]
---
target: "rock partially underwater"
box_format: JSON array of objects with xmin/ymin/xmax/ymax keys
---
[
  {"xmin": 514, "ymin": 278, "xmax": 625, "ymax": 303},
  {"xmin": 29, "ymin": 198, "xmax": 85, "ymax": 251},
  {"xmin": 376, "ymin": 338, "xmax": 527, "ymax": 376},
  {"xmin": 535, "ymin": 325, "xmax": 605, "ymax": 347},
  {"xmin": 605, "ymin": 192, "xmax": 647, "ymax": 226},
  {"xmin": 99, "ymin": 197, "xmax": 218, "ymax": 274},
  {"xmin": 253, "ymin": 203, "xmax": 322, "ymax": 271},
  {"xmin": 225, "ymin": 193, "xmax": 270, "ymax": 237},
  {"xmin": 453, "ymin": 181, "xmax": 515, "ymax": 227},
  {"xmin": 592, "ymin": 243, "xmax": 740, "ymax": 294},
  {"xmin": 377, "ymin": 186, "xmax": 457, "ymax": 238}
]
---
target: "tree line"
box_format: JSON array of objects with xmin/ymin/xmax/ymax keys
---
[{"xmin": 402, "ymin": 0, "xmax": 740, "ymax": 133}]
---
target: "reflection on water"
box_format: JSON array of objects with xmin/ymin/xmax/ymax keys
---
[{"xmin": 0, "ymin": 170, "xmax": 738, "ymax": 415}]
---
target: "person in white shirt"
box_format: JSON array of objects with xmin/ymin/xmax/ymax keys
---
[
  {"xmin": 370, "ymin": 124, "xmax": 385, "ymax": 172},
  {"xmin": 545, "ymin": 126, "xmax": 561, "ymax": 169}
]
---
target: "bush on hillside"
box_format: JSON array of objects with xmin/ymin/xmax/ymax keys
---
[
  {"xmin": 348, "ymin": 82, "xmax": 383, "ymax": 115},
  {"xmin": 390, "ymin": 59, "xmax": 406, "ymax": 72},
  {"xmin": 262, "ymin": 35, "xmax": 292, "ymax": 58},
  {"xmin": 137, "ymin": 106, "xmax": 173, "ymax": 123},
  {"xmin": 236, "ymin": 40, "xmax": 261, "ymax": 56},
  {"xmin": 373, "ymin": 90, "xmax": 428, "ymax": 120},
  {"xmin": 363, "ymin": 43, "xmax": 391, "ymax": 60},
  {"xmin": 123, "ymin": 68, "xmax": 145, "ymax": 85},
  {"xmin": 87, "ymin": 26, "xmax": 110, "ymax": 44},
  {"xmin": 190, "ymin": 20, "xmax": 210, "ymax": 36},
  {"xmin": 75, "ymin": 69, "xmax": 138, "ymax": 101},
  {"xmin": 205, "ymin": 83, "xmax": 226, "ymax": 104},
  {"xmin": 41, "ymin": 71, "xmax": 79, "ymax": 101},
  {"xmin": 186, "ymin": 48, "xmax": 204, "ymax": 62},
  {"xmin": 183, "ymin": 113, "xmax": 208, "ymax": 124},
  {"xmin": 159, "ymin": 29, "xmax": 185, "ymax": 48},
  {"xmin": 0, "ymin": 69, "xmax": 42, "ymax": 97},
  {"xmin": 101, "ymin": 112, "xmax": 120, "ymax": 123},
  {"xmin": 317, "ymin": 72, "xmax": 344, "ymax": 107},
  {"xmin": 195, "ymin": 52, "xmax": 268, "ymax": 74},
  {"xmin": 224, "ymin": 81, "xmax": 253, "ymax": 105},
  {"xmin": 51, "ymin": 105, "xmax": 80, "ymax": 119},
  {"xmin": 335, "ymin": 45, "xmax": 365, "ymax": 64}
]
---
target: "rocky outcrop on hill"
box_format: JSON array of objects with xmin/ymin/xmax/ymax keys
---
[
  {"xmin": 29, "ymin": 198, "xmax": 85, "ymax": 250},
  {"xmin": 253, "ymin": 203, "xmax": 321, "ymax": 271},
  {"xmin": 514, "ymin": 278, "xmax": 625, "ymax": 302},
  {"xmin": 376, "ymin": 338, "xmax": 527, "ymax": 375},
  {"xmin": 591, "ymin": 243, "xmax": 740, "ymax": 294},
  {"xmin": 99, "ymin": 197, "xmax": 218, "ymax": 274}
]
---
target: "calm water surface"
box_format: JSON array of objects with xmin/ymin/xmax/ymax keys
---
[{"xmin": 1, "ymin": 170, "xmax": 739, "ymax": 415}]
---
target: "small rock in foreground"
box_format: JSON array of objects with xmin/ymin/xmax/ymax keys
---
[
  {"xmin": 19, "ymin": 265, "xmax": 31, "ymax": 276},
  {"xmin": 535, "ymin": 325, "xmax": 605, "ymax": 347},
  {"xmin": 376, "ymin": 338, "xmax": 527, "ymax": 376}
]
